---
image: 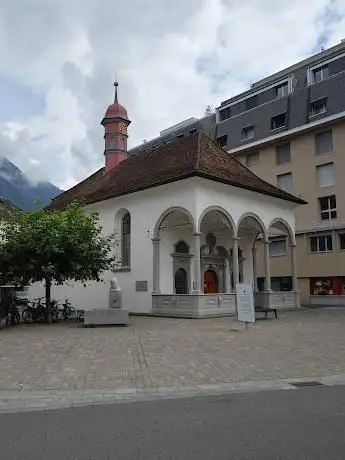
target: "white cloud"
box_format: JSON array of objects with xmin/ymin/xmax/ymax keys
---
[{"xmin": 0, "ymin": 0, "xmax": 344, "ymax": 189}]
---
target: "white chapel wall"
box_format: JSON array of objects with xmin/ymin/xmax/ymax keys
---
[{"xmin": 29, "ymin": 180, "xmax": 197, "ymax": 313}]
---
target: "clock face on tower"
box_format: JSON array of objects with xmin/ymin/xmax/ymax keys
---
[{"xmin": 119, "ymin": 122, "xmax": 127, "ymax": 134}]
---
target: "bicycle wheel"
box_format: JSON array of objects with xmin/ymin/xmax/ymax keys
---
[
  {"xmin": 67, "ymin": 306, "xmax": 78, "ymax": 320},
  {"xmin": 22, "ymin": 308, "xmax": 33, "ymax": 323},
  {"xmin": 52, "ymin": 307, "xmax": 59, "ymax": 322},
  {"xmin": 15, "ymin": 310, "xmax": 20, "ymax": 325}
]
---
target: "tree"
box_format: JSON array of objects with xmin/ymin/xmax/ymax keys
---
[{"xmin": 0, "ymin": 201, "xmax": 118, "ymax": 322}]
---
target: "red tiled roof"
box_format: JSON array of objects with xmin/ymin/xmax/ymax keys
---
[{"xmin": 47, "ymin": 132, "xmax": 306, "ymax": 210}]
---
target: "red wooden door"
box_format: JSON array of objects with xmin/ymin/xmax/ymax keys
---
[{"xmin": 204, "ymin": 269, "xmax": 219, "ymax": 293}]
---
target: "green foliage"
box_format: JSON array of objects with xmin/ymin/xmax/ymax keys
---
[{"xmin": 0, "ymin": 201, "xmax": 119, "ymax": 288}]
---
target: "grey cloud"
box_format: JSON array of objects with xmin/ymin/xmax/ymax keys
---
[{"xmin": 0, "ymin": 0, "xmax": 344, "ymax": 189}]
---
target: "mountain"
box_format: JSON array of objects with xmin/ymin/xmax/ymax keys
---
[
  {"xmin": 0, "ymin": 158, "xmax": 62, "ymax": 211},
  {"xmin": 0, "ymin": 197, "xmax": 20, "ymax": 218}
]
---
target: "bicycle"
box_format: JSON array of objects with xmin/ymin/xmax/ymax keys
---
[
  {"xmin": 5, "ymin": 303, "xmax": 20, "ymax": 327},
  {"xmin": 22, "ymin": 297, "xmax": 59, "ymax": 323},
  {"xmin": 60, "ymin": 298, "xmax": 78, "ymax": 321}
]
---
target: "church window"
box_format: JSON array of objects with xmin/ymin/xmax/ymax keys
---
[
  {"xmin": 110, "ymin": 135, "xmax": 117, "ymax": 149},
  {"xmin": 121, "ymin": 212, "xmax": 131, "ymax": 267},
  {"xmin": 175, "ymin": 240, "xmax": 189, "ymax": 253}
]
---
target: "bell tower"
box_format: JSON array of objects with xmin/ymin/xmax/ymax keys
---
[{"xmin": 101, "ymin": 81, "xmax": 131, "ymax": 173}]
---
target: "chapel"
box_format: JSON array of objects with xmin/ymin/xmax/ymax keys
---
[{"xmin": 30, "ymin": 83, "xmax": 305, "ymax": 317}]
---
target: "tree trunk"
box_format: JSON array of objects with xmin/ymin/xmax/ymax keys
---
[{"xmin": 45, "ymin": 278, "xmax": 52, "ymax": 323}]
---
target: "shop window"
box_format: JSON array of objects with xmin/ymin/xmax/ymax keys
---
[{"xmin": 310, "ymin": 277, "xmax": 345, "ymax": 295}]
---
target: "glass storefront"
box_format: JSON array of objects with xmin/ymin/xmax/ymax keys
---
[{"xmin": 310, "ymin": 277, "xmax": 345, "ymax": 295}]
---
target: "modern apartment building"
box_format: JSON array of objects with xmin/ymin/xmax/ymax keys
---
[
  {"xmin": 129, "ymin": 39, "xmax": 345, "ymax": 305},
  {"xmin": 215, "ymin": 39, "xmax": 345, "ymax": 305}
]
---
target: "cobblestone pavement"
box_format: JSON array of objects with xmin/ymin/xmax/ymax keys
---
[{"xmin": 1, "ymin": 308, "xmax": 345, "ymax": 394}]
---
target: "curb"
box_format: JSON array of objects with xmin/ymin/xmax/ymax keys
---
[{"xmin": 1, "ymin": 373, "xmax": 345, "ymax": 414}]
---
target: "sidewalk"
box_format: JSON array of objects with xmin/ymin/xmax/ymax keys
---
[{"xmin": 0, "ymin": 308, "xmax": 345, "ymax": 408}]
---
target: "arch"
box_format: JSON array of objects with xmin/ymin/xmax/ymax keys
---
[
  {"xmin": 153, "ymin": 206, "xmax": 196, "ymax": 238},
  {"xmin": 174, "ymin": 268, "xmax": 188, "ymax": 294},
  {"xmin": 268, "ymin": 217, "xmax": 295, "ymax": 245},
  {"xmin": 114, "ymin": 208, "xmax": 130, "ymax": 233},
  {"xmin": 236, "ymin": 212, "xmax": 268, "ymax": 241},
  {"xmin": 174, "ymin": 240, "xmax": 189, "ymax": 254},
  {"xmin": 197, "ymin": 205, "xmax": 235, "ymax": 234}
]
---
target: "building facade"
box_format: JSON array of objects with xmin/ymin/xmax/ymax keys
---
[
  {"xmin": 214, "ymin": 39, "xmax": 345, "ymax": 306},
  {"xmin": 127, "ymin": 39, "xmax": 345, "ymax": 306}
]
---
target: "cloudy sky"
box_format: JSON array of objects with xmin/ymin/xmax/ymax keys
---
[{"xmin": 0, "ymin": 0, "xmax": 344, "ymax": 189}]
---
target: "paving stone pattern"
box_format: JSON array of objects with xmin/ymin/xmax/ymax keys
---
[{"xmin": 1, "ymin": 309, "xmax": 345, "ymax": 393}]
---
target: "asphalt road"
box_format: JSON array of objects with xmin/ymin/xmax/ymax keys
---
[{"xmin": 1, "ymin": 385, "xmax": 345, "ymax": 459}]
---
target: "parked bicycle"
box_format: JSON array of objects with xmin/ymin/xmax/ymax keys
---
[
  {"xmin": 56, "ymin": 298, "xmax": 84, "ymax": 321},
  {"xmin": 5, "ymin": 303, "xmax": 20, "ymax": 327},
  {"xmin": 22, "ymin": 297, "xmax": 59, "ymax": 323},
  {"xmin": 60, "ymin": 298, "xmax": 78, "ymax": 320}
]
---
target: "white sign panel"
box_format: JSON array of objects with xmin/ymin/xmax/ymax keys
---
[{"xmin": 236, "ymin": 283, "xmax": 255, "ymax": 323}]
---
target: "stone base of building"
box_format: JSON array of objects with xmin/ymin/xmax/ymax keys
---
[
  {"xmin": 84, "ymin": 309, "xmax": 129, "ymax": 326},
  {"xmin": 152, "ymin": 291, "xmax": 300, "ymax": 318},
  {"xmin": 254, "ymin": 291, "xmax": 300, "ymax": 310},
  {"xmin": 309, "ymin": 295, "xmax": 345, "ymax": 307},
  {"xmin": 152, "ymin": 294, "xmax": 237, "ymax": 318}
]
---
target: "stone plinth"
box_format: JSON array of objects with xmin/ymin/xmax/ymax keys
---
[
  {"xmin": 109, "ymin": 290, "xmax": 122, "ymax": 309},
  {"xmin": 84, "ymin": 309, "xmax": 129, "ymax": 326}
]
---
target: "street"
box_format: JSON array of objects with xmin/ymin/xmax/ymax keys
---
[{"xmin": 1, "ymin": 385, "xmax": 345, "ymax": 459}]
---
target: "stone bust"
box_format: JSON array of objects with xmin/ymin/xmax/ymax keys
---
[{"xmin": 110, "ymin": 276, "xmax": 121, "ymax": 290}]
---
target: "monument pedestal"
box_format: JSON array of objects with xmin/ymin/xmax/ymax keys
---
[
  {"xmin": 84, "ymin": 308, "xmax": 129, "ymax": 326},
  {"xmin": 83, "ymin": 279, "xmax": 129, "ymax": 327}
]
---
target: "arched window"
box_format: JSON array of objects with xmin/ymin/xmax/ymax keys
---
[
  {"xmin": 175, "ymin": 240, "xmax": 189, "ymax": 254},
  {"xmin": 121, "ymin": 212, "xmax": 131, "ymax": 267},
  {"xmin": 175, "ymin": 268, "xmax": 188, "ymax": 294}
]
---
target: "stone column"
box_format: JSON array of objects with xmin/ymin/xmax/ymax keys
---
[
  {"xmin": 232, "ymin": 238, "xmax": 240, "ymax": 291},
  {"xmin": 290, "ymin": 243, "xmax": 298, "ymax": 291},
  {"xmin": 225, "ymin": 258, "xmax": 231, "ymax": 293},
  {"xmin": 252, "ymin": 245, "xmax": 258, "ymax": 292},
  {"xmin": 192, "ymin": 232, "xmax": 202, "ymax": 294},
  {"xmin": 264, "ymin": 241, "xmax": 271, "ymax": 292},
  {"xmin": 152, "ymin": 237, "xmax": 161, "ymax": 294}
]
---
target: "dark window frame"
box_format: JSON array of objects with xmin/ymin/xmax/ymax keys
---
[
  {"xmin": 275, "ymin": 142, "xmax": 291, "ymax": 165},
  {"xmin": 271, "ymin": 113, "xmax": 286, "ymax": 130},
  {"xmin": 319, "ymin": 195, "xmax": 337, "ymax": 220},
  {"xmin": 242, "ymin": 125, "xmax": 255, "ymax": 140},
  {"xmin": 245, "ymin": 95, "xmax": 258, "ymax": 111},
  {"xmin": 219, "ymin": 107, "xmax": 231, "ymax": 121},
  {"xmin": 217, "ymin": 135, "xmax": 228, "ymax": 148},
  {"xmin": 315, "ymin": 130, "xmax": 333, "ymax": 155},
  {"xmin": 246, "ymin": 151, "xmax": 259, "ymax": 167},
  {"xmin": 309, "ymin": 98, "xmax": 327, "ymax": 117},
  {"xmin": 121, "ymin": 212, "xmax": 131, "ymax": 267},
  {"xmin": 309, "ymin": 234, "xmax": 333, "ymax": 252}
]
